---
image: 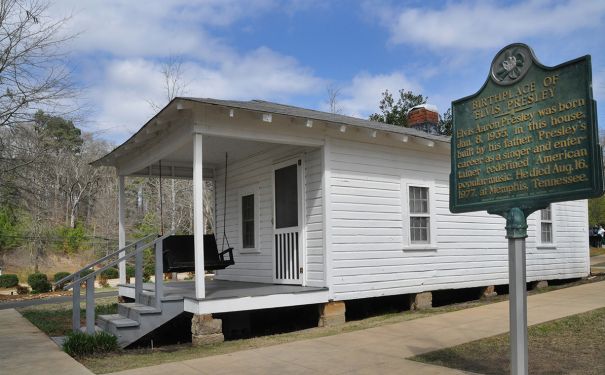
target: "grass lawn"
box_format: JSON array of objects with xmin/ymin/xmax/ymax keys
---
[
  {"xmin": 412, "ymin": 307, "xmax": 605, "ymax": 375},
  {"xmin": 19, "ymin": 297, "xmax": 118, "ymax": 336},
  {"xmin": 590, "ymin": 246, "xmax": 605, "ymax": 257}
]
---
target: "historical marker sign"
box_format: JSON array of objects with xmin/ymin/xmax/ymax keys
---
[{"xmin": 450, "ymin": 43, "xmax": 603, "ymax": 214}]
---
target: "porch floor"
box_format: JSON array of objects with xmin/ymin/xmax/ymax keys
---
[{"xmin": 120, "ymin": 278, "xmax": 327, "ymax": 302}]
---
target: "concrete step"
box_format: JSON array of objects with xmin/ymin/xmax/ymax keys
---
[
  {"xmin": 97, "ymin": 299, "xmax": 185, "ymax": 348},
  {"xmin": 97, "ymin": 314, "xmax": 139, "ymax": 330},
  {"xmin": 118, "ymin": 303, "xmax": 161, "ymax": 320},
  {"xmin": 136, "ymin": 291, "xmax": 184, "ymax": 306}
]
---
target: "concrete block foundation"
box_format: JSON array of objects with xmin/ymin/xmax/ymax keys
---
[
  {"xmin": 480, "ymin": 285, "xmax": 497, "ymax": 299},
  {"xmin": 192, "ymin": 314, "xmax": 224, "ymax": 346},
  {"xmin": 410, "ymin": 292, "xmax": 432, "ymax": 310},
  {"xmin": 534, "ymin": 280, "xmax": 549, "ymax": 290},
  {"xmin": 318, "ymin": 301, "xmax": 346, "ymax": 327}
]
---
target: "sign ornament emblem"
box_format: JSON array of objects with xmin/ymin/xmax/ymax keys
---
[{"xmin": 491, "ymin": 44, "xmax": 532, "ymax": 86}]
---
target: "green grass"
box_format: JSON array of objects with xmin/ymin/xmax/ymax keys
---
[
  {"xmin": 20, "ymin": 299, "xmax": 117, "ymax": 336},
  {"xmin": 412, "ymin": 307, "xmax": 605, "ymax": 375}
]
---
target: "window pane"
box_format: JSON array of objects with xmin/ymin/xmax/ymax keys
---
[
  {"xmin": 409, "ymin": 186, "xmax": 429, "ymax": 214},
  {"xmin": 275, "ymin": 164, "xmax": 298, "ymax": 229},
  {"xmin": 541, "ymin": 223, "xmax": 552, "ymax": 243},
  {"xmin": 242, "ymin": 194, "xmax": 255, "ymax": 248},
  {"xmin": 541, "ymin": 206, "xmax": 551, "ymax": 221},
  {"xmin": 410, "ymin": 217, "xmax": 429, "ymax": 243}
]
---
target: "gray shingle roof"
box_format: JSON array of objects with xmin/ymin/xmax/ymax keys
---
[
  {"xmin": 183, "ymin": 97, "xmax": 450, "ymax": 143},
  {"xmin": 93, "ymin": 97, "xmax": 450, "ymax": 166}
]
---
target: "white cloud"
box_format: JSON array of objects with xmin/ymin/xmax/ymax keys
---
[
  {"xmin": 44, "ymin": 1, "xmax": 326, "ymax": 141},
  {"xmin": 51, "ymin": 0, "xmax": 275, "ymax": 62},
  {"xmin": 381, "ymin": 0, "xmax": 605, "ymax": 50},
  {"xmin": 323, "ymin": 71, "xmax": 421, "ymax": 118},
  {"xmin": 88, "ymin": 50, "xmax": 324, "ymax": 140}
]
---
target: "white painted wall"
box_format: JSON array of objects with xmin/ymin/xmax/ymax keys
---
[
  {"xmin": 213, "ymin": 144, "xmax": 324, "ymax": 285},
  {"xmin": 304, "ymin": 148, "xmax": 325, "ymax": 287},
  {"xmin": 326, "ymin": 137, "xmax": 589, "ymax": 301}
]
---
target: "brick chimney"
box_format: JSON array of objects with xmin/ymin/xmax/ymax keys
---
[{"xmin": 407, "ymin": 104, "xmax": 439, "ymax": 135}]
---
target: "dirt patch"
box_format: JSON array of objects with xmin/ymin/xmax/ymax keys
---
[
  {"xmin": 0, "ymin": 289, "xmax": 72, "ymax": 302},
  {"xmin": 412, "ymin": 307, "xmax": 605, "ymax": 375},
  {"xmin": 1, "ymin": 249, "xmax": 95, "ymax": 282}
]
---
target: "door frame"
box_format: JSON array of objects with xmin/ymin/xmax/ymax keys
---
[{"xmin": 271, "ymin": 155, "xmax": 306, "ymax": 285}]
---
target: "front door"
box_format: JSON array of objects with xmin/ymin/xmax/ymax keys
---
[{"xmin": 273, "ymin": 158, "xmax": 303, "ymax": 285}]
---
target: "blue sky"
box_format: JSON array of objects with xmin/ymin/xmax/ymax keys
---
[{"xmin": 49, "ymin": 0, "xmax": 605, "ymax": 144}]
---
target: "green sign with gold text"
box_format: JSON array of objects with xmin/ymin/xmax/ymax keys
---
[{"xmin": 450, "ymin": 43, "xmax": 603, "ymax": 214}]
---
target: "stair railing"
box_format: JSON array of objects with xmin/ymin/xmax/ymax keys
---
[{"xmin": 57, "ymin": 231, "xmax": 174, "ymax": 334}]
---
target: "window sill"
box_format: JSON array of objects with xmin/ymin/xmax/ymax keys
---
[
  {"xmin": 536, "ymin": 244, "xmax": 557, "ymax": 250},
  {"xmin": 238, "ymin": 248, "xmax": 261, "ymax": 255},
  {"xmin": 402, "ymin": 245, "xmax": 438, "ymax": 251}
]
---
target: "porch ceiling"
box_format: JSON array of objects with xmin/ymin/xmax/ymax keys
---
[{"xmin": 130, "ymin": 135, "xmax": 283, "ymax": 179}]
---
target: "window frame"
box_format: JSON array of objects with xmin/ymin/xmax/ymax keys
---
[
  {"xmin": 237, "ymin": 184, "xmax": 261, "ymax": 254},
  {"xmin": 537, "ymin": 204, "xmax": 556, "ymax": 248},
  {"xmin": 402, "ymin": 180, "xmax": 437, "ymax": 251}
]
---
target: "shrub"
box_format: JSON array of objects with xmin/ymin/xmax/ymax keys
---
[
  {"xmin": 143, "ymin": 263, "xmax": 155, "ymax": 282},
  {"xmin": 126, "ymin": 264, "xmax": 135, "ymax": 278},
  {"xmin": 62, "ymin": 331, "xmax": 119, "ymax": 357},
  {"xmin": 54, "ymin": 271, "xmax": 71, "ymax": 282},
  {"xmin": 53, "ymin": 271, "xmax": 71, "ymax": 290},
  {"xmin": 16, "ymin": 285, "xmax": 29, "ymax": 294},
  {"xmin": 27, "ymin": 273, "xmax": 51, "ymax": 293},
  {"xmin": 0, "ymin": 274, "xmax": 19, "ymax": 288},
  {"xmin": 100, "ymin": 267, "xmax": 119, "ymax": 279},
  {"xmin": 80, "ymin": 268, "xmax": 94, "ymax": 277}
]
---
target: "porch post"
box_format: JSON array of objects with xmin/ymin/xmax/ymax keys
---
[
  {"xmin": 118, "ymin": 175, "xmax": 126, "ymax": 285},
  {"xmin": 193, "ymin": 133, "xmax": 205, "ymax": 299}
]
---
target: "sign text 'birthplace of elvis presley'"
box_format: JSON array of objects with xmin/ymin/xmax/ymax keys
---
[{"xmin": 450, "ymin": 43, "xmax": 603, "ymax": 214}]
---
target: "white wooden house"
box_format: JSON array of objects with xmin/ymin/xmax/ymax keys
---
[{"xmin": 91, "ymin": 98, "xmax": 589, "ymax": 346}]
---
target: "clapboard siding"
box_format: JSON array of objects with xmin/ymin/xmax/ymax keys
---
[
  {"xmin": 328, "ymin": 138, "xmax": 589, "ymax": 301},
  {"xmin": 304, "ymin": 148, "xmax": 325, "ymax": 286},
  {"xmin": 213, "ymin": 145, "xmax": 325, "ymax": 286}
]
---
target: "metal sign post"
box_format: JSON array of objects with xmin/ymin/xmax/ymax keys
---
[
  {"xmin": 449, "ymin": 43, "xmax": 603, "ymax": 375},
  {"xmin": 504, "ymin": 208, "xmax": 529, "ymax": 375}
]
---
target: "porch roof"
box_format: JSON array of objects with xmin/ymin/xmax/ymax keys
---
[{"xmin": 92, "ymin": 97, "xmax": 450, "ymax": 170}]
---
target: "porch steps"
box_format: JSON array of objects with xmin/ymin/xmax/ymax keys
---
[{"xmin": 97, "ymin": 297, "xmax": 184, "ymax": 348}]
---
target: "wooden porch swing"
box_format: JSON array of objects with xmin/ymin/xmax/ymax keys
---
[{"xmin": 161, "ymin": 154, "xmax": 234, "ymax": 272}]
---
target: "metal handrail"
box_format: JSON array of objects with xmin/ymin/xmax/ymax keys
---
[
  {"xmin": 54, "ymin": 233, "xmax": 157, "ymax": 287},
  {"xmin": 63, "ymin": 231, "xmax": 174, "ymax": 290},
  {"xmin": 69, "ymin": 231, "xmax": 175, "ymax": 334}
]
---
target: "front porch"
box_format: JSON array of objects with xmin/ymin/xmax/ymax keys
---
[{"xmin": 119, "ymin": 278, "xmax": 329, "ymax": 314}]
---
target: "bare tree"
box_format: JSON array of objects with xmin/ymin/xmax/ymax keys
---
[
  {"xmin": 147, "ymin": 56, "xmax": 190, "ymax": 111},
  {"xmin": 326, "ymin": 84, "xmax": 342, "ymax": 114},
  {"xmin": 0, "ymin": 0, "xmax": 75, "ymax": 128}
]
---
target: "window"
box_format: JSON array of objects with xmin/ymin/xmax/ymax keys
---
[
  {"xmin": 238, "ymin": 185, "xmax": 260, "ymax": 252},
  {"xmin": 540, "ymin": 205, "xmax": 553, "ymax": 244},
  {"xmin": 274, "ymin": 163, "xmax": 298, "ymax": 229},
  {"xmin": 241, "ymin": 194, "xmax": 255, "ymax": 248},
  {"xmin": 409, "ymin": 186, "xmax": 430, "ymax": 243}
]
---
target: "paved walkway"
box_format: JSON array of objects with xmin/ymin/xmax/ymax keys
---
[
  {"xmin": 0, "ymin": 309, "xmax": 93, "ymax": 375},
  {"xmin": 107, "ymin": 281, "xmax": 605, "ymax": 375}
]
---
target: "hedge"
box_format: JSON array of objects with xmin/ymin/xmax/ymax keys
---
[
  {"xmin": 0, "ymin": 274, "xmax": 19, "ymax": 288},
  {"xmin": 27, "ymin": 273, "xmax": 51, "ymax": 293},
  {"xmin": 53, "ymin": 271, "xmax": 71, "ymax": 290},
  {"xmin": 100, "ymin": 267, "xmax": 119, "ymax": 279}
]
